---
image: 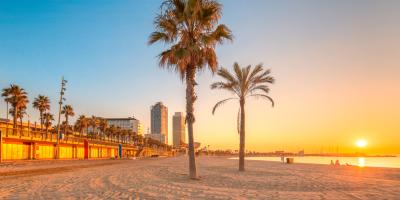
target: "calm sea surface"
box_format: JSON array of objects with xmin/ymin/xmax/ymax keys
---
[{"xmin": 233, "ymin": 156, "xmax": 400, "ymax": 169}]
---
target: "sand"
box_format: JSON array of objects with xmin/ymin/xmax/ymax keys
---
[{"xmin": 0, "ymin": 156, "xmax": 399, "ymax": 199}]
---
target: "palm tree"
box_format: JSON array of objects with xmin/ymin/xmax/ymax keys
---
[
  {"xmin": 211, "ymin": 63, "xmax": 275, "ymax": 171},
  {"xmin": 9, "ymin": 105, "xmax": 27, "ymax": 132},
  {"xmin": 106, "ymin": 125, "xmax": 117, "ymax": 142},
  {"xmin": 89, "ymin": 115, "xmax": 99, "ymax": 139},
  {"xmin": 2, "ymin": 84, "xmax": 29, "ymax": 130},
  {"xmin": 32, "ymin": 95, "xmax": 50, "ymax": 131},
  {"xmin": 74, "ymin": 115, "xmax": 88, "ymax": 138},
  {"xmin": 98, "ymin": 118, "xmax": 108, "ymax": 140},
  {"xmin": 43, "ymin": 112, "xmax": 54, "ymax": 134},
  {"xmin": 149, "ymin": 0, "xmax": 232, "ymax": 179},
  {"xmin": 61, "ymin": 105, "xmax": 75, "ymax": 135}
]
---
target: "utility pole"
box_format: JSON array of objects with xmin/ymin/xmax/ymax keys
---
[{"xmin": 56, "ymin": 76, "xmax": 67, "ymax": 159}]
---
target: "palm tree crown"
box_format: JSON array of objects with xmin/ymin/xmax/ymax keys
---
[
  {"xmin": 89, "ymin": 115, "xmax": 99, "ymax": 138},
  {"xmin": 61, "ymin": 105, "xmax": 75, "ymax": 134},
  {"xmin": 149, "ymin": 0, "xmax": 233, "ymax": 79},
  {"xmin": 211, "ymin": 62, "xmax": 275, "ymax": 112},
  {"xmin": 32, "ymin": 95, "xmax": 50, "ymax": 130},
  {"xmin": 1, "ymin": 84, "xmax": 29, "ymax": 128},
  {"xmin": 43, "ymin": 112, "xmax": 54, "ymax": 132},
  {"xmin": 74, "ymin": 115, "xmax": 88, "ymax": 137}
]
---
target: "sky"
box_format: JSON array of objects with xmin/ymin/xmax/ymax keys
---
[{"xmin": 1, "ymin": 0, "xmax": 399, "ymax": 154}]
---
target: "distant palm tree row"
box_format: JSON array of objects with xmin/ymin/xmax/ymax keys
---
[
  {"xmin": 74, "ymin": 115, "xmax": 142, "ymax": 144},
  {"xmin": 1, "ymin": 85, "xmax": 145, "ymax": 145}
]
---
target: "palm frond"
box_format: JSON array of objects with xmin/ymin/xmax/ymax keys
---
[
  {"xmin": 148, "ymin": 31, "xmax": 171, "ymax": 45},
  {"xmin": 217, "ymin": 67, "xmax": 236, "ymax": 84},
  {"xmin": 233, "ymin": 62, "xmax": 242, "ymax": 84},
  {"xmin": 248, "ymin": 85, "xmax": 270, "ymax": 95},
  {"xmin": 212, "ymin": 97, "xmax": 237, "ymax": 115},
  {"xmin": 249, "ymin": 94, "xmax": 274, "ymax": 107},
  {"xmin": 248, "ymin": 63, "xmax": 264, "ymax": 81}
]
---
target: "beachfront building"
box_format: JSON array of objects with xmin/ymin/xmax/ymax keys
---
[
  {"xmin": 106, "ymin": 117, "xmax": 143, "ymax": 135},
  {"xmin": 145, "ymin": 133, "xmax": 167, "ymax": 144},
  {"xmin": 0, "ymin": 118, "xmax": 172, "ymax": 161},
  {"xmin": 172, "ymin": 112, "xmax": 185, "ymax": 148},
  {"xmin": 150, "ymin": 102, "xmax": 168, "ymax": 144}
]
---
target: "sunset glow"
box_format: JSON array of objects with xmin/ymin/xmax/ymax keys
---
[
  {"xmin": 356, "ymin": 139, "xmax": 368, "ymax": 148},
  {"xmin": 0, "ymin": 0, "xmax": 399, "ymax": 155},
  {"xmin": 0, "ymin": 1, "xmax": 399, "ymax": 199}
]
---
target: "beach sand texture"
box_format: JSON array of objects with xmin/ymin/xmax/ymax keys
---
[{"xmin": 0, "ymin": 156, "xmax": 399, "ymax": 199}]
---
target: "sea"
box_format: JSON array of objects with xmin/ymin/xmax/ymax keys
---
[{"xmin": 233, "ymin": 156, "xmax": 400, "ymax": 169}]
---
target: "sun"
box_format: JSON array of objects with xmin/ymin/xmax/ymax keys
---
[{"xmin": 356, "ymin": 139, "xmax": 368, "ymax": 148}]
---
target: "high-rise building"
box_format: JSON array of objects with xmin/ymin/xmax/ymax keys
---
[
  {"xmin": 173, "ymin": 112, "xmax": 186, "ymax": 148},
  {"xmin": 150, "ymin": 102, "xmax": 168, "ymax": 143},
  {"xmin": 106, "ymin": 117, "xmax": 143, "ymax": 135}
]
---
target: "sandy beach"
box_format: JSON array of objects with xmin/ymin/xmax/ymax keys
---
[{"xmin": 0, "ymin": 156, "xmax": 399, "ymax": 199}]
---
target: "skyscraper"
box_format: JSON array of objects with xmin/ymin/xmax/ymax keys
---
[
  {"xmin": 150, "ymin": 102, "xmax": 168, "ymax": 143},
  {"xmin": 173, "ymin": 112, "xmax": 186, "ymax": 148}
]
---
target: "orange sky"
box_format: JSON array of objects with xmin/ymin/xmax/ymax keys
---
[{"xmin": 0, "ymin": 1, "xmax": 399, "ymax": 154}]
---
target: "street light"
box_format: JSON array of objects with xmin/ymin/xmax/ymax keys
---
[{"xmin": 56, "ymin": 76, "xmax": 67, "ymax": 158}]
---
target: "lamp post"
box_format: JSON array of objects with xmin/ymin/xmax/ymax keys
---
[{"xmin": 56, "ymin": 77, "xmax": 67, "ymax": 159}]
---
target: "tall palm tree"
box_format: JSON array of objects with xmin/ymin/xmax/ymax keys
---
[
  {"xmin": 32, "ymin": 95, "xmax": 50, "ymax": 131},
  {"xmin": 149, "ymin": 0, "xmax": 232, "ymax": 179},
  {"xmin": 43, "ymin": 112, "xmax": 54, "ymax": 134},
  {"xmin": 74, "ymin": 115, "xmax": 88, "ymax": 138},
  {"xmin": 1, "ymin": 84, "xmax": 29, "ymax": 130},
  {"xmin": 211, "ymin": 63, "xmax": 275, "ymax": 171},
  {"xmin": 61, "ymin": 105, "xmax": 75, "ymax": 135}
]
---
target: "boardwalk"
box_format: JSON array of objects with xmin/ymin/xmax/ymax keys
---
[{"xmin": 1, "ymin": 157, "xmax": 400, "ymax": 199}]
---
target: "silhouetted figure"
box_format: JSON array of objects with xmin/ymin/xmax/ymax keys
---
[{"xmin": 335, "ymin": 160, "xmax": 340, "ymax": 166}]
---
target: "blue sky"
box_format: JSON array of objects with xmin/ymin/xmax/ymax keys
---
[{"xmin": 1, "ymin": 0, "xmax": 399, "ymax": 152}]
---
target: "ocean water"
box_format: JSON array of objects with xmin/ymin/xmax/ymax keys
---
[{"xmin": 233, "ymin": 156, "xmax": 400, "ymax": 169}]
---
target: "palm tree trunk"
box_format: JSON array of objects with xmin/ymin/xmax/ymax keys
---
[
  {"xmin": 6, "ymin": 102, "xmax": 9, "ymax": 120},
  {"xmin": 20, "ymin": 116, "xmax": 23, "ymax": 136},
  {"xmin": 64, "ymin": 116, "xmax": 68, "ymax": 136},
  {"xmin": 239, "ymin": 99, "xmax": 246, "ymax": 171},
  {"xmin": 13, "ymin": 106, "xmax": 18, "ymax": 130},
  {"xmin": 40, "ymin": 111, "xmax": 43, "ymax": 131},
  {"xmin": 40, "ymin": 111, "xmax": 43, "ymax": 138},
  {"xmin": 186, "ymin": 67, "xmax": 197, "ymax": 179}
]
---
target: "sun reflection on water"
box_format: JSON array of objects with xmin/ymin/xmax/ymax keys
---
[{"xmin": 358, "ymin": 157, "xmax": 365, "ymax": 167}]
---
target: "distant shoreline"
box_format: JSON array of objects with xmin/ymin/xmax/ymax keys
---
[{"xmin": 244, "ymin": 154, "xmax": 398, "ymax": 158}]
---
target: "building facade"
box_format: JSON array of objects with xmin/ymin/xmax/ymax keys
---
[
  {"xmin": 172, "ymin": 112, "xmax": 186, "ymax": 148},
  {"xmin": 145, "ymin": 133, "xmax": 167, "ymax": 144},
  {"xmin": 150, "ymin": 102, "xmax": 168, "ymax": 144},
  {"xmin": 106, "ymin": 117, "xmax": 143, "ymax": 135}
]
